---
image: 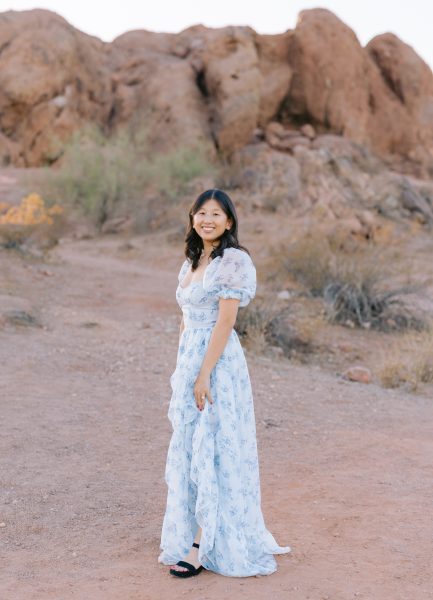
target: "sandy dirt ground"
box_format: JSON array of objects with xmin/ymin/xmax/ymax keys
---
[{"xmin": 1, "ymin": 231, "xmax": 433, "ymax": 600}]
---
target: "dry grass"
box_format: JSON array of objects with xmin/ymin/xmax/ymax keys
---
[
  {"xmin": 323, "ymin": 280, "xmax": 426, "ymax": 331},
  {"xmin": 376, "ymin": 328, "xmax": 433, "ymax": 391},
  {"xmin": 268, "ymin": 226, "xmax": 427, "ymax": 332},
  {"xmin": 265, "ymin": 309, "xmax": 323, "ymax": 361},
  {"xmin": 235, "ymin": 295, "xmax": 282, "ymax": 354},
  {"xmin": 274, "ymin": 229, "xmax": 334, "ymax": 295},
  {"xmin": 235, "ymin": 294, "xmax": 324, "ymax": 359}
]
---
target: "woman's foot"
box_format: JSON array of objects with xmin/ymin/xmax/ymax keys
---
[{"xmin": 170, "ymin": 544, "xmax": 201, "ymax": 574}]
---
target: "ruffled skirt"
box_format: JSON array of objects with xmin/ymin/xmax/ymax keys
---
[{"xmin": 158, "ymin": 327, "xmax": 291, "ymax": 577}]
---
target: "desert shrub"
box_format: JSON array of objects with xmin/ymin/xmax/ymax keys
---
[
  {"xmin": 235, "ymin": 295, "xmax": 319, "ymax": 358},
  {"xmin": 39, "ymin": 122, "xmax": 214, "ymax": 231},
  {"xmin": 323, "ymin": 280, "xmax": 426, "ymax": 331},
  {"xmin": 275, "ymin": 230, "xmax": 334, "ymax": 295},
  {"xmin": 264, "ymin": 310, "xmax": 317, "ymax": 359},
  {"xmin": 39, "ymin": 123, "xmax": 146, "ymax": 230},
  {"xmin": 149, "ymin": 144, "xmax": 216, "ymax": 199},
  {"xmin": 235, "ymin": 296, "xmax": 283, "ymax": 352},
  {"xmin": 377, "ymin": 329, "xmax": 433, "ymax": 391},
  {"xmin": 0, "ymin": 193, "xmax": 64, "ymax": 250},
  {"xmin": 271, "ymin": 228, "xmax": 427, "ymax": 332}
]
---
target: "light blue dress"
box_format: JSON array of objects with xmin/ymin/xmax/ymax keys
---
[{"xmin": 158, "ymin": 247, "xmax": 291, "ymax": 577}]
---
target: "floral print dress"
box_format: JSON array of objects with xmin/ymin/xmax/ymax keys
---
[{"xmin": 158, "ymin": 247, "xmax": 291, "ymax": 577}]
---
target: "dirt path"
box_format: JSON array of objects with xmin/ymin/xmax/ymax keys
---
[{"xmin": 1, "ymin": 233, "xmax": 432, "ymax": 600}]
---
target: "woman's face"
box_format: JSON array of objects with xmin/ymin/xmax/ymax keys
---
[{"xmin": 192, "ymin": 199, "xmax": 232, "ymax": 244}]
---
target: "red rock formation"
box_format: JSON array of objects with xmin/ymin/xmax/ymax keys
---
[
  {"xmin": 253, "ymin": 32, "xmax": 293, "ymax": 127},
  {"xmin": 283, "ymin": 9, "xmax": 433, "ymax": 175},
  {"xmin": 366, "ymin": 32, "xmax": 433, "ymax": 170},
  {"xmin": 0, "ymin": 9, "xmax": 112, "ymax": 166},
  {"xmin": 108, "ymin": 26, "xmax": 214, "ymax": 155},
  {"xmin": 283, "ymin": 9, "xmax": 370, "ymax": 141},
  {"xmin": 0, "ymin": 7, "xmax": 432, "ymax": 176}
]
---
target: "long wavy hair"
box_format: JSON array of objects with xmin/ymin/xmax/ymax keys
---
[{"xmin": 184, "ymin": 189, "xmax": 250, "ymax": 270}]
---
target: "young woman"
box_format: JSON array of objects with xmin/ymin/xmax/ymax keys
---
[{"xmin": 158, "ymin": 188, "xmax": 291, "ymax": 578}]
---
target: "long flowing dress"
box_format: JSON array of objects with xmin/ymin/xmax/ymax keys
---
[{"xmin": 158, "ymin": 247, "xmax": 291, "ymax": 577}]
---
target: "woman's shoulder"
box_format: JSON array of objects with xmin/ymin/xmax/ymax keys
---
[
  {"xmin": 221, "ymin": 247, "xmax": 254, "ymax": 267},
  {"xmin": 178, "ymin": 257, "xmax": 191, "ymax": 281},
  {"xmin": 221, "ymin": 246, "xmax": 253, "ymax": 259},
  {"xmin": 213, "ymin": 247, "xmax": 255, "ymax": 280}
]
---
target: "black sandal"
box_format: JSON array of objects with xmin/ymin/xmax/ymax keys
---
[{"xmin": 169, "ymin": 542, "xmax": 204, "ymax": 578}]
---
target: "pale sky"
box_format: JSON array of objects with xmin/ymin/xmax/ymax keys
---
[{"xmin": 1, "ymin": 0, "xmax": 432, "ymax": 70}]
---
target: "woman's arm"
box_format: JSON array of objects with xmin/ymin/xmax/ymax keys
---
[
  {"xmin": 200, "ymin": 299, "xmax": 238, "ymax": 374},
  {"xmin": 194, "ymin": 298, "xmax": 239, "ymax": 409}
]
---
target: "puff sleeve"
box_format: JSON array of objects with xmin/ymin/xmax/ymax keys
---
[
  {"xmin": 177, "ymin": 258, "xmax": 190, "ymax": 284},
  {"xmin": 203, "ymin": 247, "xmax": 256, "ymax": 307}
]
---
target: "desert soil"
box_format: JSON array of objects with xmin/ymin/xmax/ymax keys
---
[{"xmin": 1, "ymin": 230, "xmax": 432, "ymax": 600}]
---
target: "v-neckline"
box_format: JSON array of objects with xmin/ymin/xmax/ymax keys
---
[
  {"xmin": 179, "ymin": 257, "xmax": 216, "ymax": 290},
  {"xmin": 179, "ymin": 279, "xmax": 203, "ymax": 290}
]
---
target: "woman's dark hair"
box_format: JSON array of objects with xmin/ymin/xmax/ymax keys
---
[{"xmin": 185, "ymin": 188, "xmax": 250, "ymax": 270}]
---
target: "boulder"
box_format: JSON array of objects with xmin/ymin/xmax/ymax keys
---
[
  {"xmin": 0, "ymin": 9, "xmax": 112, "ymax": 166},
  {"xmin": 254, "ymin": 32, "xmax": 292, "ymax": 125},
  {"xmin": 342, "ymin": 366, "xmax": 372, "ymax": 384},
  {"xmin": 366, "ymin": 33, "xmax": 433, "ymax": 173},
  {"xmin": 300, "ymin": 124, "xmax": 316, "ymax": 139},
  {"xmin": 284, "ymin": 9, "xmax": 370, "ymax": 141},
  {"xmin": 109, "ymin": 26, "xmax": 215, "ymax": 156},
  {"xmin": 265, "ymin": 121, "xmax": 311, "ymax": 152},
  {"xmin": 196, "ymin": 26, "xmax": 262, "ymax": 154}
]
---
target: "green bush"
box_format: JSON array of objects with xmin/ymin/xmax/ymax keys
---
[
  {"xmin": 40, "ymin": 123, "xmax": 149, "ymax": 230},
  {"xmin": 150, "ymin": 144, "xmax": 216, "ymax": 199},
  {"xmin": 40, "ymin": 122, "xmax": 215, "ymax": 231}
]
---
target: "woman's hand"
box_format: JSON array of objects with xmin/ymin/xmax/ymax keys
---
[{"xmin": 194, "ymin": 370, "xmax": 213, "ymax": 411}]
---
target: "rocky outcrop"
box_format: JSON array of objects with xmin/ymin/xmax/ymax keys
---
[
  {"xmin": 282, "ymin": 9, "xmax": 370, "ymax": 141},
  {"xmin": 191, "ymin": 26, "xmax": 262, "ymax": 153},
  {"xmin": 1, "ymin": 8, "xmax": 433, "ymax": 175},
  {"xmin": 366, "ymin": 32, "xmax": 433, "ymax": 169},
  {"xmin": 107, "ymin": 26, "xmax": 214, "ymax": 155},
  {"xmin": 231, "ymin": 132, "xmax": 433, "ymax": 236},
  {"xmin": 281, "ymin": 10, "xmax": 433, "ymax": 176},
  {"xmin": 0, "ymin": 9, "xmax": 112, "ymax": 166},
  {"xmin": 233, "ymin": 141, "xmax": 301, "ymax": 207}
]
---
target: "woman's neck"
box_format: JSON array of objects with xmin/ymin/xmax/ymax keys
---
[{"xmin": 201, "ymin": 242, "xmax": 219, "ymax": 260}]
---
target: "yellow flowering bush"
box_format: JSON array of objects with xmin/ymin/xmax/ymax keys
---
[{"xmin": 0, "ymin": 193, "xmax": 64, "ymax": 249}]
